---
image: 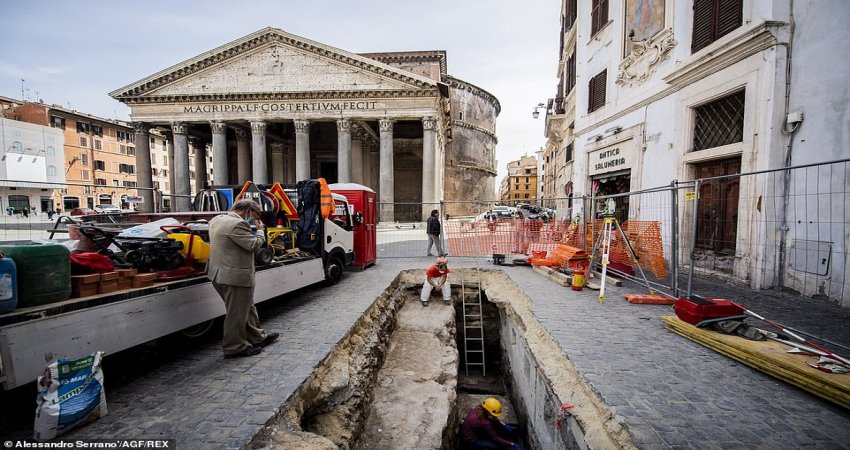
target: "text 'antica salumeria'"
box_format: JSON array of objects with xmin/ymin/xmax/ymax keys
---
[
  {"xmin": 595, "ymin": 147, "xmax": 626, "ymax": 171},
  {"xmin": 184, "ymin": 102, "xmax": 379, "ymax": 114}
]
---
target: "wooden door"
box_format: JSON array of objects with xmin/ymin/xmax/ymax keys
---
[{"xmin": 695, "ymin": 158, "xmax": 740, "ymax": 254}]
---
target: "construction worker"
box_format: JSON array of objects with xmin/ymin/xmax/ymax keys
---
[
  {"xmin": 460, "ymin": 397, "xmax": 521, "ymax": 449},
  {"xmin": 420, "ymin": 256, "xmax": 451, "ymax": 307}
]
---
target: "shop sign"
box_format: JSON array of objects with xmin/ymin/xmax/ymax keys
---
[
  {"xmin": 588, "ymin": 141, "xmax": 635, "ymax": 176},
  {"xmin": 125, "ymin": 195, "xmax": 144, "ymax": 204}
]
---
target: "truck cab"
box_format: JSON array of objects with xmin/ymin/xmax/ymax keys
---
[{"xmin": 322, "ymin": 193, "xmax": 355, "ymax": 283}]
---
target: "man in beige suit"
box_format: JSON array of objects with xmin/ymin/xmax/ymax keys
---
[{"xmin": 208, "ymin": 199, "xmax": 279, "ymax": 358}]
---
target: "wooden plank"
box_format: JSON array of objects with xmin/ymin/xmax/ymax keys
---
[
  {"xmin": 592, "ymin": 269, "xmax": 622, "ymax": 286},
  {"xmin": 532, "ymin": 265, "xmax": 571, "ymax": 287},
  {"xmin": 661, "ymin": 315, "xmax": 850, "ymax": 409}
]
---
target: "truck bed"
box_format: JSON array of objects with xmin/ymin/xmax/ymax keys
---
[{"xmin": 0, "ymin": 255, "xmax": 324, "ymax": 390}]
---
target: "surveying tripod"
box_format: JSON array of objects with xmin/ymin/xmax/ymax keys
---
[{"xmin": 589, "ymin": 200, "xmax": 655, "ymax": 303}]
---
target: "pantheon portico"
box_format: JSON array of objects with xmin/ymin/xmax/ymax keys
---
[{"xmin": 111, "ymin": 27, "xmax": 499, "ymax": 219}]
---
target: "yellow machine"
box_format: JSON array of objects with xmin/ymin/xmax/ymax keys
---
[
  {"xmin": 266, "ymin": 226, "xmax": 296, "ymax": 256},
  {"xmin": 168, "ymin": 232, "xmax": 211, "ymax": 263}
]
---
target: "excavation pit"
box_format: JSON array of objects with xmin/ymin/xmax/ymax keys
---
[{"xmin": 248, "ymin": 269, "xmax": 634, "ymax": 450}]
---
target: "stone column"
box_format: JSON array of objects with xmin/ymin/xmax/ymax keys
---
[
  {"xmin": 132, "ymin": 122, "xmax": 154, "ymax": 213},
  {"xmin": 191, "ymin": 138, "xmax": 207, "ymax": 195},
  {"xmin": 284, "ymin": 139, "xmax": 296, "ymax": 184},
  {"xmin": 422, "ymin": 116, "xmax": 437, "ymax": 219},
  {"xmin": 379, "ymin": 119, "xmax": 394, "ymax": 222},
  {"xmin": 235, "ymin": 129, "xmax": 251, "ymax": 184},
  {"xmin": 171, "ymin": 122, "xmax": 191, "ymax": 212},
  {"xmin": 165, "ymin": 132, "xmax": 175, "ymax": 200},
  {"xmin": 294, "ymin": 119, "xmax": 311, "ymax": 182},
  {"xmin": 271, "ymin": 142, "xmax": 285, "ymax": 183},
  {"xmin": 370, "ymin": 147, "xmax": 380, "ymax": 199},
  {"xmin": 351, "ymin": 125, "xmax": 364, "ymax": 184},
  {"xmin": 250, "ymin": 121, "xmax": 268, "ymax": 184},
  {"xmin": 210, "ymin": 121, "xmax": 228, "ymax": 185},
  {"xmin": 336, "ymin": 118, "xmax": 352, "ymax": 183}
]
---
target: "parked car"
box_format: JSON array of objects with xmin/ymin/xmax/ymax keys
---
[
  {"xmin": 70, "ymin": 208, "xmax": 97, "ymax": 216},
  {"xmin": 94, "ymin": 204, "xmax": 121, "ymax": 213}
]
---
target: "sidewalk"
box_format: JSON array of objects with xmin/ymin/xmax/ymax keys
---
[{"xmin": 2, "ymin": 257, "xmax": 848, "ymax": 448}]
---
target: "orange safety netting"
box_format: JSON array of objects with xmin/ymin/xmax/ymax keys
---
[
  {"xmin": 587, "ymin": 220, "xmax": 668, "ymax": 280},
  {"xmin": 444, "ymin": 218, "xmax": 667, "ymax": 280}
]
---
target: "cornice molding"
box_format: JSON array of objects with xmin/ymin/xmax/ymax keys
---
[
  {"xmin": 359, "ymin": 51, "xmax": 447, "ymax": 76},
  {"xmin": 451, "ymin": 119, "xmax": 497, "ymax": 143},
  {"xmin": 121, "ymin": 89, "xmax": 438, "ymax": 104},
  {"xmin": 110, "ymin": 28, "xmax": 438, "ymax": 100},
  {"xmin": 448, "ymin": 160, "xmax": 498, "ymax": 176},
  {"xmin": 442, "ymin": 75, "xmax": 501, "ymax": 115},
  {"xmin": 663, "ymin": 22, "xmax": 782, "ymax": 88}
]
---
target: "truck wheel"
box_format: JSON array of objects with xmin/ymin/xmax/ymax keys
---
[
  {"xmin": 255, "ymin": 246, "xmax": 274, "ymax": 266},
  {"xmin": 182, "ymin": 319, "xmax": 216, "ymax": 338},
  {"xmin": 325, "ymin": 255, "xmax": 344, "ymax": 285}
]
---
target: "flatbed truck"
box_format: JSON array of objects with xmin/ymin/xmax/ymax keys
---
[{"xmin": 0, "ymin": 193, "xmax": 355, "ymax": 391}]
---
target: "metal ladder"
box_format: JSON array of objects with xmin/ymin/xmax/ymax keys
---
[{"xmin": 460, "ymin": 217, "xmax": 486, "ymax": 377}]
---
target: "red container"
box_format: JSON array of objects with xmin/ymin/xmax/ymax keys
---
[
  {"xmin": 329, "ymin": 183, "xmax": 376, "ymax": 269},
  {"xmin": 673, "ymin": 297, "xmax": 745, "ymax": 325}
]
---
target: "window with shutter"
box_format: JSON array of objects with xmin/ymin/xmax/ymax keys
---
[
  {"xmin": 588, "ymin": 70, "xmax": 607, "ymax": 113},
  {"xmin": 591, "ymin": 0, "xmax": 609, "ymax": 36},
  {"xmin": 691, "ymin": 0, "xmax": 743, "ymax": 53},
  {"xmin": 566, "ymin": 51, "xmax": 576, "ymax": 94}
]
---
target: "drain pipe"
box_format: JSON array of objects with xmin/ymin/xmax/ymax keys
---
[{"xmin": 776, "ymin": 0, "xmax": 799, "ymax": 290}]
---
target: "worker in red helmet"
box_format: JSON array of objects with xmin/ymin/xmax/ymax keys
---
[
  {"xmin": 460, "ymin": 397, "xmax": 521, "ymax": 449},
  {"xmin": 420, "ymin": 256, "xmax": 451, "ymax": 307}
]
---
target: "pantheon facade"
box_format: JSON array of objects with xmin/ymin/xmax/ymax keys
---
[{"xmin": 111, "ymin": 27, "xmax": 499, "ymax": 219}]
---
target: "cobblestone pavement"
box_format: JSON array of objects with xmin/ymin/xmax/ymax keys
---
[{"xmin": 2, "ymin": 255, "xmax": 849, "ymax": 449}]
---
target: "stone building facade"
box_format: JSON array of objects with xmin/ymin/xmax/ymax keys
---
[
  {"xmin": 542, "ymin": 0, "xmax": 850, "ymax": 304},
  {"xmin": 111, "ymin": 27, "xmax": 499, "ymax": 219},
  {"xmin": 499, "ymin": 155, "xmax": 538, "ymax": 205}
]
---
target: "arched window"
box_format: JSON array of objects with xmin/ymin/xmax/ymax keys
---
[
  {"xmin": 47, "ymin": 166, "xmax": 57, "ymax": 176},
  {"xmin": 47, "ymin": 146, "xmax": 56, "ymax": 156},
  {"xmin": 11, "ymin": 141, "xmax": 22, "ymax": 152}
]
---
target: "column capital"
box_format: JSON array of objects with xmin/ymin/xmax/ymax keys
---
[
  {"xmin": 210, "ymin": 121, "xmax": 227, "ymax": 134},
  {"xmin": 270, "ymin": 142, "xmax": 284, "ymax": 154},
  {"xmin": 235, "ymin": 128, "xmax": 249, "ymax": 142},
  {"xmin": 250, "ymin": 120, "xmax": 267, "ymax": 134},
  {"xmin": 294, "ymin": 119, "xmax": 310, "ymax": 133},
  {"xmin": 336, "ymin": 118, "xmax": 352, "ymax": 133},
  {"xmin": 378, "ymin": 119, "xmax": 394, "ymax": 133},
  {"xmin": 171, "ymin": 122, "xmax": 188, "ymax": 135},
  {"xmin": 422, "ymin": 116, "xmax": 437, "ymax": 131},
  {"xmin": 351, "ymin": 124, "xmax": 365, "ymax": 140},
  {"xmin": 132, "ymin": 122, "xmax": 151, "ymax": 134}
]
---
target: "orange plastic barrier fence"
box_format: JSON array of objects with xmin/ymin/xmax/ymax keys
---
[{"xmin": 445, "ymin": 218, "xmax": 667, "ymax": 280}]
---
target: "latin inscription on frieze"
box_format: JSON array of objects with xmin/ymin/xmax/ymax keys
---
[{"xmin": 183, "ymin": 101, "xmax": 378, "ymax": 114}]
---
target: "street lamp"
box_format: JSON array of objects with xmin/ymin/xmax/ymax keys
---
[{"xmin": 532, "ymin": 103, "xmax": 546, "ymax": 119}]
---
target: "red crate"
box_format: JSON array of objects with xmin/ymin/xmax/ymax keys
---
[{"xmin": 673, "ymin": 297, "xmax": 744, "ymax": 325}]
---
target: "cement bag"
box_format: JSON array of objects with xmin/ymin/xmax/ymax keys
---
[
  {"xmin": 118, "ymin": 217, "xmax": 180, "ymax": 239},
  {"xmin": 34, "ymin": 351, "xmax": 108, "ymax": 440}
]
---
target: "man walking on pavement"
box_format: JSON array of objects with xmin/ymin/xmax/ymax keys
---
[
  {"xmin": 421, "ymin": 256, "xmax": 451, "ymax": 306},
  {"xmin": 208, "ymin": 199, "xmax": 279, "ymax": 358},
  {"xmin": 426, "ymin": 209, "xmax": 444, "ymax": 256}
]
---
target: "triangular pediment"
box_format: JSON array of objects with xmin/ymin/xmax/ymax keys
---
[{"xmin": 110, "ymin": 27, "xmax": 437, "ymax": 100}]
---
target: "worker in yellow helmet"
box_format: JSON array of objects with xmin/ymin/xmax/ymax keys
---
[{"xmin": 460, "ymin": 397, "xmax": 521, "ymax": 449}]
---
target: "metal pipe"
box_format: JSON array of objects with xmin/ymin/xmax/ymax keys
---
[
  {"xmin": 670, "ymin": 180, "xmax": 679, "ymax": 297},
  {"xmin": 686, "ymin": 180, "xmax": 700, "ymax": 299}
]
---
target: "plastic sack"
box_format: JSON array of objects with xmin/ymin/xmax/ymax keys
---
[
  {"xmin": 34, "ymin": 351, "xmax": 108, "ymax": 440},
  {"xmin": 118, "ymin": 218, "xmax": 180, "ymax": 239}
]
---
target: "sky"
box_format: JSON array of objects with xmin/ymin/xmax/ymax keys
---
[{"xmin": 0, "ymin": 0, "xmax": 561, "ymax": 190}]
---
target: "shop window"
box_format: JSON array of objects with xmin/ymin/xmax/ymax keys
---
[
  {"xmin": 588, "ymin": 70, "xmax": 607, "ymax": 112},
  {"xmin": 692, "ymin": 0, "xmax": 743, "ymax": 53},
  {"xmin": 590, "ymin": 0, "xmax": 609, "ymax": 36},
  {"xmin": 693, "ymin": 90, "xmax": 745, "ymax": 151},
  {"xmin": 8, "ymin": 195, "xmax": 30, "ymax": 212}
]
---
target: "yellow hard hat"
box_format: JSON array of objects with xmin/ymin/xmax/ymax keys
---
[{"xmin": 482, "ymin": 397, "xmax": 502, "ymax": 417}]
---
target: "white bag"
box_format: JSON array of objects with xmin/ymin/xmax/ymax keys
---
[
  {"xmin": 34, "ymin": 351, "xmax": 108, "ymax": 440},
  {"xmin": 118, "ymin": 217, "xmax": 180, "ymax": 239}
]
